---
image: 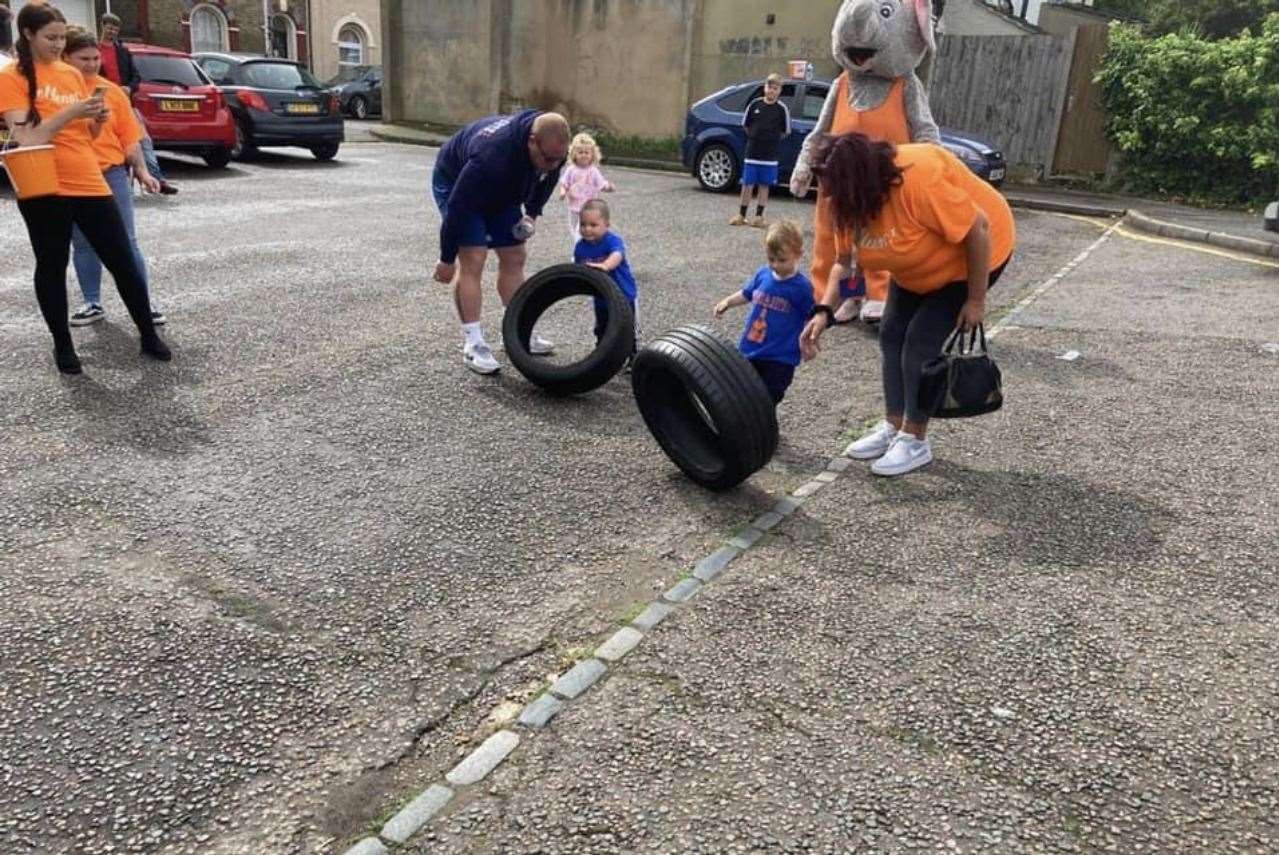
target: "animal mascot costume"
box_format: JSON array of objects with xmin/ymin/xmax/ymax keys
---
[{"xmin": 791, "ymin": 0, "xmax": 941, "ymax": 323}]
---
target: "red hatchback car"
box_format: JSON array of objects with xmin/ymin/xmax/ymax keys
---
[{"xmin": 126, "ymin": 43, "xmax": 236, "ymax": 168}]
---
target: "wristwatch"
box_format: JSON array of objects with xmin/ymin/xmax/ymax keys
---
[{"xmin": 809, "ymin": 305, "xmax": 836, "ymax": 324}]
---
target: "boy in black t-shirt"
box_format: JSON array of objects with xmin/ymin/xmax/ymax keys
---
[{"xmin": 731, "ymin": 73, "xmax": 791, "ymax": 229}]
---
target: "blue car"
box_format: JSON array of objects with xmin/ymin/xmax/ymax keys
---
[{"xmin": 681, "ymin": 77, "xmax": 1006, "ymax": 193}]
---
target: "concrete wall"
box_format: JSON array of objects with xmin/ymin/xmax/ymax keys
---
[
  {"xmin": 687, "ymin": 0, "xmax": 839, "ymax": 105},
  {"xmin": 382, "ymin": 0, "xmax": 845, "ymax": 138},
  {"xmin": 310, "ymin": 0, "xmax": 380, "ymax": 81}
]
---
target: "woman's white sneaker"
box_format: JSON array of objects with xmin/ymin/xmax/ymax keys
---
[
  {"xmin": 870, "ymin": 433, "xmax": 933, "ymax": 477},
  {"xmin": 529, "ymin": 333, "xmax": 555, "ymax": 356},
  {"xmin": 844, "ymin": 420, "xmax": 899, "ymax": 460},
  {"xmin": 463, "ymin": 341, "xmax": 501, "ymax": 375}
]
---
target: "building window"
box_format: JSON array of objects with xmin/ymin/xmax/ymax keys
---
[
  {"xmin": 337, "ymin": 24, "xmax": 366, "ymax": 74},
  {"xmin": 269, "ymin": 13, "xmax": 296, "ymax": 59},
  {"xmin": 190, "ymin": 4, "xmax": 228, "ymax": 53}
]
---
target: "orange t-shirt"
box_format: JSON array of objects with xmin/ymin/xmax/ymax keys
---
[
  {"xmin": 835, "ymin": 144, "xmax": 1015, "ymax": 294},
  {"xmin": 86, "ymin": 75, "xmax": 141, "ymax": 171},
  {"xmin": 0, "ymin": 59, "xmax": 110, "ymax": 196}
]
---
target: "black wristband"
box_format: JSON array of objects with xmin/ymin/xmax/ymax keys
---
[{"xmin": 809, "ymin": 305, "xmax": 836, "ymax": 323}]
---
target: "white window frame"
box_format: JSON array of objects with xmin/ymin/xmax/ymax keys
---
[
  {"xmin": 336, "ymin": 23, "xmax": 367, "ymax": 71},
  {"xmin": 189, "ymin": 3, "xmax": 229, "ymax": 53},
  {"xmin": 269, "ymin": 13, "xmax": 297, "ymax": 60}
]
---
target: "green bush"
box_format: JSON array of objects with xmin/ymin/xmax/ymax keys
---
[{"xmin": 1097, "ymin": 16, "xmax": 1279, "ymax": 204}]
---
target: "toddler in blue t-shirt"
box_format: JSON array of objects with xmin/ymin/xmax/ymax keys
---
[
  {"xmin": 574, "ymin": 199, "xmax": 639, "ymax": 350},
  {"xmin": 714, "ymin": 220, "xmax": 815, "ymax": 404}
]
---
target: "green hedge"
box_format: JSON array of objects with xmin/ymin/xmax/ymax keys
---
[{"xmin": 1097, "ymin": 16, "xmax": 1279, "ymax": 204}]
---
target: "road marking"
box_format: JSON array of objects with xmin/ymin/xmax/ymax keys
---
[
  {"xmin": 1044, "ymin": 211, "xmax": 1279, "ymax": 270},
  {"xmin": 991, "ymin": 220, "xmax": 1121, "ymax": 337}
]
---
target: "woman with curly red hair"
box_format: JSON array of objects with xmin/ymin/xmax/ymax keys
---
[{"xmin": 801, "ymin": 132, "xmax": 1015, "ymax": 477}]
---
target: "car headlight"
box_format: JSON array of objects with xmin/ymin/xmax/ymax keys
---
[{"xmin": 947, "ymin": 145, "xmax": 985, "ymax": 168}]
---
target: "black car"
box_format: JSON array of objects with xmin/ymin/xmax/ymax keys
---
[
  {"xmin": 193, "ymin": 53, "xmax": 344, "ymax": 161},
  {"xmin": 327, "ymin": 65, "xmax": 381, "ymax": 119}
]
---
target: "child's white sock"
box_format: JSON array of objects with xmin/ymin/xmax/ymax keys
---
[{"xmin": 461, "ymin": 322, "xmax": 485, "ymax": 348}]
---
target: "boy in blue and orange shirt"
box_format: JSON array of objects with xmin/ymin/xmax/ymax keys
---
[
  {"xmin": 574, "ymin": 198, "xmax": 639, "ymax": 354},
  {"xmin": 714, "ymin": 220, "xmax": 814, "ymax": 404}
]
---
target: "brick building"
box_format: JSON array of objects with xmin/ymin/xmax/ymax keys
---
[{"xmin": 90, "ymin": 0, "xmax": 311, "ymax": 63}]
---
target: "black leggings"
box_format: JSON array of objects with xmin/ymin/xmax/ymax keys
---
[
  {"xmin": 16, "ymin": 195, "xmax": 155, "ymax": 348},
  {"xmin": 880, "ymin": 260, "xmax": 1007, "ymax": 424}
]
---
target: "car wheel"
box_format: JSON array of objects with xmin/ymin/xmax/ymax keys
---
[
  {"xmin": 231, "ymin": 121, "xmax": 257, "ymax": 161},
  {"xmin": 348, "ymin": 95, "xmax": 368, "ymax": 120},
  {"xmin": 631, "ymin": 324, "xmax": 779, "ymax": 491},
  {"xmin": 694, "ymin": 143, "xmax": 739, "ymax": 193},
  {"xmin": 502, "ymin": 264, "xmax": 634, "ymax": 397},
  {"xmin": 203, "ymin": 147, "xmax": 233, "ymax": 169},
  {"xmin": 310, "ymin": 142, "xmax": 340, "ymax": 161}
]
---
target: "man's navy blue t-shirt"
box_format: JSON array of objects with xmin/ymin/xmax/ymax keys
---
[
  {"xmin": 574, "ymin": 231, "xmax": 637, "ymax": 302},
  {"xmin": 737, "ymin": 266, "xmax": 815, "ymax": 366},
  {"xmin": 435, "ymin": 109, "xmax": 563, "ymax": 264}
]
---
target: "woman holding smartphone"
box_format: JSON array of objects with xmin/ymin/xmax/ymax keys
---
[
  {"xmin": 0, "ymin": 4, "xmax": 169, "ymax": 375},
  {"xmin": 61, "ymin": 28, "xmax": 166, "ymax": 328}
]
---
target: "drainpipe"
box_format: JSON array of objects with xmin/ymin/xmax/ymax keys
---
[{"xmin": 263, "ymin": 0, "xmax": 271, "ymax": 55}]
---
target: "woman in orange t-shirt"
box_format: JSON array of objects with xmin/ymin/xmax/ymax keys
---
[
  {"xmin": 0, "ymin": 4, "xmax": 169, "ymax": 375},
  {"xmin": 800, "ymin": 132, "xmax": 1016, "ymax": 477},
  {"xmin": 62, "ymin": 28, "xmax": 165, "ymax": 327}
]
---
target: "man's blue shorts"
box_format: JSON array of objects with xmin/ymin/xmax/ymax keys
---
[
  {"xmin": 432, "ymin": 165, "xmax": 524, "ymax": 251},
  {"xmin": 741, "ymin": 161, "xmax": 779, "ymax": 188}
]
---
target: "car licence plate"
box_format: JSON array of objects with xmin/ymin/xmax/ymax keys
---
[
  {"xmin": 159, "ymin": 100, "xmax": 199, "ymax": 112},
  {"xmin": 286, "ymin": 102, "xmax": 321, "ymax": 115},
  {"xmin": 989, "ymin": 167, "xmax": 1006, "ymax": 182}
]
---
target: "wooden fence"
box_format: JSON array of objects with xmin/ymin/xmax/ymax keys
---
[{"xmin": 929, "ymin": 33, "xmax": 1076, "ymax": 175}]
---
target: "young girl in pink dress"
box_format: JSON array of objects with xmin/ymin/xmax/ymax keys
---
[{"xmin": 559, "ymin": 132, "xmax": 615, "ymax": 251}]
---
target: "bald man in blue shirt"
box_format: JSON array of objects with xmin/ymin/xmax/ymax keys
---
[{"xmin": 432, "ymin": 110, "xmax": 570, "ymax": 375}]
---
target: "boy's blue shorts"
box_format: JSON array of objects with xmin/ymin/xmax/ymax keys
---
[
  {"xmin": 432, "ymin": 165, "xmax": 524, "ymax": 250},
  {"xmin": 741, "ymin": 161, "xmax": 779, "ymax": 188},
  {"xmin": 839, "ymin": 275, "xmax": 866, "ymax": 301},
  {"xmin": 750, "ymin": 358, "xmax": 796, "ymax": 405}
]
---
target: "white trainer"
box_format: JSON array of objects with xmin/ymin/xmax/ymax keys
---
[
  {"xmin": 463, "ymin": 341, "xmax": 501, "ymax": 375},
  {"xmin": 860, "ymin": 299, "xmax": 885, "ymax": 323},
  {"xmin": 871, "ymin": 432, "xmax": 933, "ymax": 477},
  {"xmin": 844, "ymin": 420, "xmax": 898, "ymax": 460},
  {"xmin": 529, "ymin": 333, "xmax": 555, "ymax": 356}
]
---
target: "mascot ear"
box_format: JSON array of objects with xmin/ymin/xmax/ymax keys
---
[{"xmin": 914, "ymin": 0, "xmax": 936, "ymax": 53}]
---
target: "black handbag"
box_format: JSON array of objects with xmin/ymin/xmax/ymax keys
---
[{"xmin": 918, "ymin": 324, "xmax": 1003, "ymax": 419}]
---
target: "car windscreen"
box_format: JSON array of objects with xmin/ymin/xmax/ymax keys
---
[
  {"xmin": 134, "ymin": 55, "xmax": 208, "ymax": 87},
  {"xmin": 326, "ymin": 65, "xmax": 374, "ymax": 86},
  {"xmin": 243, "ymin": 62, "xmax": 324, "ymax": 90}
]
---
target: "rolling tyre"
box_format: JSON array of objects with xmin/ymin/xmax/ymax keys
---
[
  {"xmin": 502, "ymin": 264, "xmax": 634, "ymax": 397},
  {"xmin": 631, "ymin": 324, "xmax": 778, "ymax": 491},
  {"xmin": 694, "ymin": 142, "xmax": 739, "ymax": 193}
]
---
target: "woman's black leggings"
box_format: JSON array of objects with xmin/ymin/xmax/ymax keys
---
[
  {"xmin": 16, "ymin": 195, "xmax": 156, "ymax": 348},
  {"xmin": 880, "ymin": 261, "xmax": 1007, "ymax": 424}
]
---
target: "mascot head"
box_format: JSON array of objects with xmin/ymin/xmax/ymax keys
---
[{"xmin": 832, "ymin": 0, "xmax": 935, "ymax": 80}]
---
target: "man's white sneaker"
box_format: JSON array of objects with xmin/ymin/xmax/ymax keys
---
[
  {"xmin": 844, "ymin": 420, "xmax": 898, "ymax": 460},
  {"xmin": 529, "ymin": 333, "xmax": 555, "ymax": 356},
  {"xmin": 870, "ymin": 433, "xmax": 933, "ymax": 477},
  {"xmin": 860, "ymin": 299, "xmax": 885, "ymax": 323},
  {"xmin": 463, "ymin": 341, "xmax": 501, "ymax": 375}
]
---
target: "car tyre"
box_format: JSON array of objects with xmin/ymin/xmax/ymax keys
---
[
  {"xmin": 694, "ymin": 142, "xmax": 739, "ymax": 193},
  {"xmin": 231, "ymin": 121, "xmax": 257, "ymax": 161},
  {"xmin": 203, "ymin": 147, "xmax": 233, "ymax": 169},
  {"xmin": 502, "ymin": 264, "xmax": 634, "ymax": 397},
  {"xmin": 631, "ymin": 324, "xmax": 779, "ymax": 491},
  {"xmin": 310, "ymin": 142, "xmax": 340, "ymax": 161},
  {"xmin": 348, "ymin": 95, "xmax": 368, "ymax": 120}
]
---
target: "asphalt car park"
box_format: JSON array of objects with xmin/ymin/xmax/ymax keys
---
[{"xmin": 2, "ymin": 141, "xmax": 1275, "ymax": 854}]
